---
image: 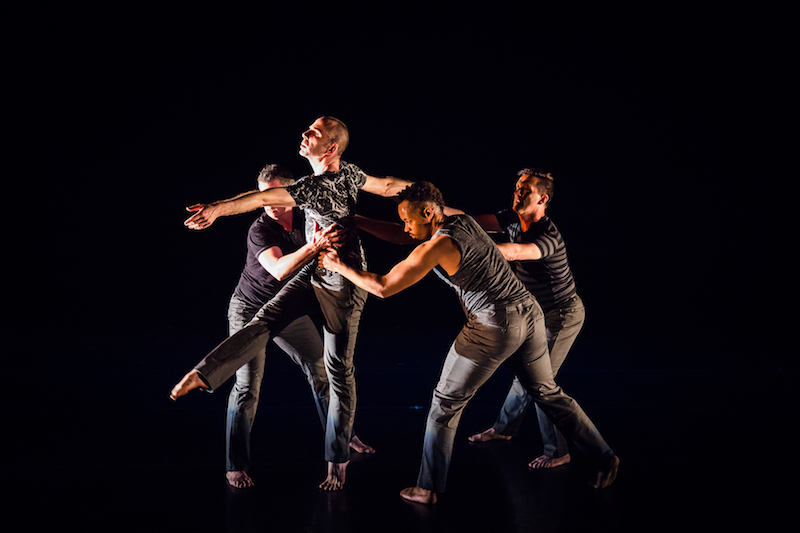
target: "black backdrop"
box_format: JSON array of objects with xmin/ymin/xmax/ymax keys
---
[
  {"xmin": 6, "ymin": 6, "xmax": 790, "ymax": 376},
  {"xmin": 4, "ymin": 7, "xmax": 795, "ymax": 532}
]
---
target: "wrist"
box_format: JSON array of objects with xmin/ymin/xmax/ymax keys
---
[{"xmin": 211, "ymin": 201, "xmax": 232, "ymax": 217}]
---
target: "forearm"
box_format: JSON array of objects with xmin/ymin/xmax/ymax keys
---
[
  {"xmin": 355, "ymin": 215, "xmax": 415, "ymax": 245},
  {"xmin": 211, "ymin": 191, "xmax": 267, "ymax": 217},
  {"xmin": 217, "ymin": 188, "xmax": 295, "ymax": 216},
  {"xmin": 496, "ymin": 242, "xmax": 542, "ymax": 261},
  {"xmin": 362, "ymin": 175, "xmax": 414, "ymax": 197},
  {"xmin": 382, "ymin": 176, "xmax": 414, "ymax": 197},
  {"xmin": 325, "ymin": 238, "xmax": 446, "ymax": 298},
  {"xmin": 335, "ymin": 263, "xmax": 397, "ymax": 299},
  {"xmin": 267, "ymin": 241, "xmax": 324, "ymax": 281}
]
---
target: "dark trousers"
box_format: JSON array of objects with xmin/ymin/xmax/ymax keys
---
[{"xmin": 493, "ymin": 294, "xmax": 586, "ymax": 458}]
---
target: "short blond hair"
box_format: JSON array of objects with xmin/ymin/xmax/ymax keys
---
[{"xmin": 321, "ymin": 116, "xmax": 350, "ymax": 155}]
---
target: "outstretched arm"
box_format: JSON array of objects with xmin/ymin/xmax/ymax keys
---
[
  {"xmin": 319, "ymin": 235, "xmax": 460, "ymax": 298},
  {"xmin": 184, "ymin": 187, "xmax": 296, "ymax": 230},
  {"xmin": 442, "ymin": 205, "xmax": 503, "ymax": 234},
  {"xmin": 360, "ymin": 174, "xmax": 414, "ymax": 198},
  {"xmin": 355, "ymin": 214, "xmax": 416, "ymax": 245}
]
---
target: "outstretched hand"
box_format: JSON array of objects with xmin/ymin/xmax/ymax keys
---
[{"xmin": 184, "ymin": 203, "xmax": 220, "ymax": 230}]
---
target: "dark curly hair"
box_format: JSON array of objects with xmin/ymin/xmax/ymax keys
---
[{"xmin": 396, "ymin": 181, "xmax": 444, "ymax": 210}]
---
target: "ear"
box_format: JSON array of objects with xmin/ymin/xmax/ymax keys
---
[
  {"xmin": 539, "ymin": 194, "xmax": 549, "ymax": 205},
  {"xmin": 326, "ymin": 142, "xmax": 339, "ymax": 157},
  {"xmin": 423, "ymin": 205, "xmax": 435, "ymax": 221}
]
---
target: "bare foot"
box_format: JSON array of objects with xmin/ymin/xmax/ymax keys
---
[
  {"xmin": 319, "ymin": 461, "xmax": 349, "ymax": 491},
  {"xmin": 592, "ymin": 454, "xmax": 620, "ymax": 489},
  {"xmin": 349, "ymin": 435, "xmax": 376, "ymax": 454},
  {"xmin": 226, "ymin": 471, "xmax": 255, "ymax": 489},
  {"xmin": 169, "ymin": 370, "xmax": 207, "ymax": 401},
  {"xmin": 468, "ymin": 428, "xmax": 512, "ymax": 443},
  {"xmin": 400, "ymin": 486, "xmax": 437, "ymax": 504},
  {"xmin": 529, "ymin": 453, "xmax": 571, "ymax": 469}
]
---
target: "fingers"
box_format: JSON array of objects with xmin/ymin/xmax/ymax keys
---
[
  {"xmin": 184, "ymin": 212, "xmax": 211, "ymax": 230},
  {"xmin": 183, "ymin": 204, "xmax": 216, "ymax": 230},
  {"xmin": 312, "ymin": 223, "xmax": 345, "ymax": 251},
  {"xmin": 318, "ymin": 249, "xmax": 340, "ymax": 272}
]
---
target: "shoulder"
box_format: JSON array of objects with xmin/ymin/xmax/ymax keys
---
[
  {"xmin": 339, "ymin": 160, "xmax": 367, "ymax": 185},
  {"xmin": 406, "ymin": 235, "xmax": 460, "ymax": 272},
  {"xmin": 426, "ymin": 232, "xmax": 461, "ymax": 260},
  {"xmin": 247, "ymin": 214, "xmax": 282, "ymax": 247},
  {"xmin": 251, "ymin": 213, "xmax": 284, "ymax": 236},
  {"xmin": 538, "ymin": 216, "xmax": 563, "ymax": 240}
]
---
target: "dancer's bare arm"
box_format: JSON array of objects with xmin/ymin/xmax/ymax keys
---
[
  {"xmin": 184, "ymin": 187, "xmax": 296, "ymax": 230},
  {"xmin": 260, "ymin": 223, "xmax": 343, "ymax": 281},
  {"xmin": 319, "ymin": 235, "xmax": 460, "ymax": 298},
  {"xmin": 495, "ymin": 242, "xmax": 543, "ymax": 261},
  {"xmin": 442, "ymin": 206, "xmax": 503, "ymax": 233},
  {"xmin": 355, "ymin": 215, "xmax": 416, "ymax": 245},
  {"xmin": 361, "ymin": 175, "xmax": 413, "ymax": 198}
]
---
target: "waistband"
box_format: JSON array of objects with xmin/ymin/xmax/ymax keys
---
[{"xmin": 479, "ymin": 298, "xmax": 535, "ymax": 314}]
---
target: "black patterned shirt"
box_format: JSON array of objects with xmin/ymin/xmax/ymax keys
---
[{"xmin": 286, "ymin": 161, "xmax": 368, "ymax": 288}]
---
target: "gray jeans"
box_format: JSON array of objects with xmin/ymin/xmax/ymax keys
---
[
  {"xmin": 417, "ymin": 298, "xmax": 610, "ymax": 493},
  {"xmin": 492, "ymin": 294, "xmax": 586, "ymax": 458},
  {"xmin": 195, "ymin": 263, "xmax": 366, "ymax": 464},
  {"xmin": 225, "ymin": 294, "xmax": 327, "ymax": 472}
]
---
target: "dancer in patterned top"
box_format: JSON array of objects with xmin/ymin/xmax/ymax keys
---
[{"xmin": 171, "ymin": 116, "xmax": 411, "ymax": 490}]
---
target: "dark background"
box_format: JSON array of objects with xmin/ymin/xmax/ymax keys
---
[
  {"xmin": 5, "ymin": 5, "xmax": 793, "ymax": 532},
  {"xmin": 10, "ymin": 7, "xmax": 781, "ymax": 363}
]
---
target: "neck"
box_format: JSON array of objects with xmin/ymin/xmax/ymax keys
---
[
  {"xmin": 430, "ymin": 213, "xmax": 448, "ymax": 235},
  {"xmin": 517, "ymin": 210, "xmax": 545, "ymax": 232},
  {"xmin": 270, "ymin": 209, "xmax": 294, "ymax": 232},
  {"xmin": 308, "ymin": 155, "xmax": 341, "ymax": 175}
]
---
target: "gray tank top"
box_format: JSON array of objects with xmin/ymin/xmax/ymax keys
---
[{"xmin": 433, "ymin": 215, "xmax": 531, "ymax": 314}]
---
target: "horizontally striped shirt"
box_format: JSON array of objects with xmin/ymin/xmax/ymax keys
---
[{"xmin": 495, "ymin": 209, "xmax": 577, "ymax": 312}]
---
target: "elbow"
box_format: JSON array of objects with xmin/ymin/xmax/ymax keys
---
[
  {"xmin": 271, "ymin": 269, "xmax": 292, "ymax": 282},
  {"xmin": 368, "ymin": 283, "xmax": 394, "ymax": 299},
  {"xmin": 374, "ymin": 285, "xmax": 401, "ymax": 299}
]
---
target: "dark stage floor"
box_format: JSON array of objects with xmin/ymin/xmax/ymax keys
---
[{"xmin": 5, "ymin": 326, "xmax": 793, "ymax": 533}]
